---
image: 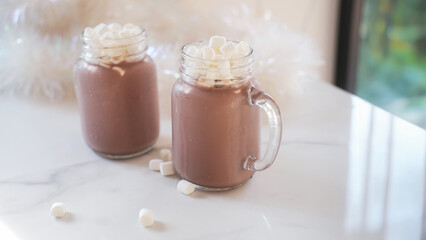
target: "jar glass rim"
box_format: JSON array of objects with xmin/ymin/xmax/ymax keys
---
[
  {"xmin": 179, "ymin": 40, "xmax": 255, "ymax": 87},
  {"xmin": 181, "ymin": 40, "xmax": 254, "ymax": 62},
  {"xmin": 80, "ymin": 25, "xmax": 147, "ymax": 48},
  {"xmin": 80, "ymin": 25, "xmax": 148, "ymax": 65}
]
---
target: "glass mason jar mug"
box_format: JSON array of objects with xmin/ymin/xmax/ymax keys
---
[
  {"xmin": 172, "ymin": 41, "xmax": 282, "ymax": 190},
  {"xmin": 74, "ymin": 24, "xmax": 159, "ymax": 159}
]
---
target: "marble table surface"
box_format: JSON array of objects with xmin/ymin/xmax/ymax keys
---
[{"xmin": 0, "ymin": 80, "xmax": 425, "ymax": 240}]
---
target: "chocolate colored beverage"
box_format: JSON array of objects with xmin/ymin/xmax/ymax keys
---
[
  {"xmin": 74, "ymin": 23, "xmax": 159, "ymax": 159},
  {"xmin": 172, "ymin": 38, "xmax": 282, "ymax": 190},
  {"xmin": 173, "ymin": 80, "xmax": 260, "ymax": 188}
]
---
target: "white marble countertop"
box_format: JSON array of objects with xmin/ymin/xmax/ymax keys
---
[{"xmin": 0, "ymin": 80, "xmax": 425, "ymax": 240}]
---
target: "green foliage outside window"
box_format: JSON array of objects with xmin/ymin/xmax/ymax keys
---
[{"xmin": 356, "ymin": 0, "xmax": 426, "ymax": 128}]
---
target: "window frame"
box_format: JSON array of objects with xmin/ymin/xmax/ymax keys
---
[{"xmin": 334, "ymin": 0, "xmax": 364, "ymax": 93}]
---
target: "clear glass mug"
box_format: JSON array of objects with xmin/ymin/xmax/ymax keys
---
[
  {"xmin": 172, "ymin": 41, "xmax": 282, "ymax": 190},
  {"xmin": 74, "ymin": 26, "xmax": 159, "ymax": 159}
]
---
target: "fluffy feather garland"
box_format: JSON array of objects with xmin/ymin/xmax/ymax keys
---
[{"xmin": 0, "ymin": 0, "xmax": 323, "ymax": 116}]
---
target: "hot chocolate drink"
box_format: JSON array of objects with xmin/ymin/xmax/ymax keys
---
[
  {"xmin": 74, "ymin": 57, "xmax": 159, "ymax": 157},
  {"xmin": 172, "ymin": 36, "xmax": 282, "ymax": 190},
  {"xmin": 74, "ymin": 23, "xmax": 159, "ymax": 159},
  {"xmin": 172, "ymin": 79, "xmax": 260, "ymax": 188}
]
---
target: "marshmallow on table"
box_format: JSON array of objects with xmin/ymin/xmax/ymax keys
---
[
  {"xmin": 139, "ymin": 208, "xmax": 154, "ymax": 227},
  {"xmin": 177, "ymin": 180, "xmax": 195, "ymax": 195},
  {"xmin": 160, "ymin": 149, "xmax": 172, "ymax": 161},
  {"xmin": 160, "ymin": 162, "xmax": 175, "ymax": 176},
  {"xmin": 50, "ymin": 202, "xmax": 66, "ymax": 218},
  {"xmin": 149, "ymin": 159, "xmax": 163, "ymax": 171}
]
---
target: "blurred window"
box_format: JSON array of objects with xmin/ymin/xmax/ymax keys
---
[
  {"xmin": 356, "ymin": 0, "xmax": 426, "ymax": 128},
  {"xmin": 336, "ymin": 0, "xmax": 426, "ymax": 129}
]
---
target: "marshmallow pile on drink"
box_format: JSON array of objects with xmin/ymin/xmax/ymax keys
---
[
  {"xmin": 182, "ymin": 35, "xmax": 252, "ymax": 86},
  {"xmin": 83, "ymin": 23, "xmax": 147, "ymax": 67}
]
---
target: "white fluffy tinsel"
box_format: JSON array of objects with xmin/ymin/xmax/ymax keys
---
[{"xmin": 0, "ymin": 0, "xmax": 323, "ymax": 117}]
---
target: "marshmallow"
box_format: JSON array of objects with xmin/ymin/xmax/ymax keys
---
[
  {"xmin": 206, "ymin": 71, "xmax": 219, "ymax": 80},
  {"xmin": 159, "ymin": 162, "xmax": 175, "ymax": 176},
  {"xmin": 177, "ymin": 180, "xmax": 195, "ymax": 195},
  {"xmin": 90, "ymin": 49, "xmax": 104, "ymax": 58},
  {"xmin": 119, "ymin": 29, "xmax": 134, "ymax": 38},
  {"xmin": 127, "ymin": 44, "xmax": 143, "ymax": 55},
  {"xmin": 185, "ymin": 58, "xmax": 205, "ymax": 69},
  {"xmin": 108, "ymin": 23, "xmax": 122, "ymax": 32},
  {"xmin": 139, "ymin": 208, "xmax": 154, "ymax": 227},
  {"xmin": 220, "ymin": 42, "xmax": 237, "ymax": 58},
  {"xmin": 50, "ymin": 202, "xmax": 66, "ymax": 218},
  {"xmin": 94, "ymin": 23, "xmax": 108, "ymax": 36},
  {"xmin": 99, "ymin": 31, "xmax": 114, "ymax": 40},
  {"xmin": 217, "ymin": 60, "xmax": 230, "ymax": 69},
  {"xmin": 107, "ymin": 48, "xmax": 125, "ymax": 58},
  {"xmin": 231, "ymin": 52, "xmax": 247, "ymax": 59},
  {"xmin": 125, "ymin": 54, "xmax": 144, "ymax": 63},
  {"xmin": 120, "ymin": 27, "xmax": 141, "ymax": 40},
  {"xmin": 111, "ymin": 56, "xmax": 125, "ymax": 65},
  {"xmin": 219, "ymin": 70, "xmax": 233, "ymax": 80},
  {"xmin": 185, "ymin": 45, "xmax": 200, "ymax": 58},
  {"xmin": 131, "ymin": 27, "xmax": 142, "ymax": 35},
  {"xmin": 214, "ymin": 54, "xmax": 225, "ymax": 60},
  {"xmin": 99, "ymin": 62, "xmax": 111, "ymax": 68},
  {"xmin": 123, "ymin": 23, "xmax": 138, "ymax": 30},
  {"xmin": 159, "ymin": 149, "xmax": 172, "ymax": 161},
  {"xmin": 99, "ymin": 31, "xmax": 115, "ymax": 47},
  {"xmin": 149, "ymin": 159, "xmax": 163, "ymax": 171},
  {"xmin": 236, "ymin": 41, "xmax": 250, "ymax": 54},
  {"xmin": 202, "ymin": 46, "xmax": 215, "ymax": 60},
  {"xmin": 84, "ymin": 27, "xmax": 96, "ymax": 39},
  {"xmin": 209, "ymin": 35, "xmax": 226, "ymax": 51},
  {"xmin": 112, "ymin": 66, "xmax": 126, "ymax": 76},
  {"xmin": 112, "ymin": 31, "xmax": 122, "ymax": 40}
]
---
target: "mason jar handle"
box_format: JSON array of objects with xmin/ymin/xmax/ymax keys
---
[{"xmin": 244, "ymin": 87, "xmax": 282, "ymax": 171}]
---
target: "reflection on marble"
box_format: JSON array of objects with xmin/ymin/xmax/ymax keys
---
[
  {"xmin": 0, "ymin": 80, "xmax": 425, "ymax": 239},
  {"xmin": 346, "ymin": 98, "xmax": 425, "ymax": 240}
]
